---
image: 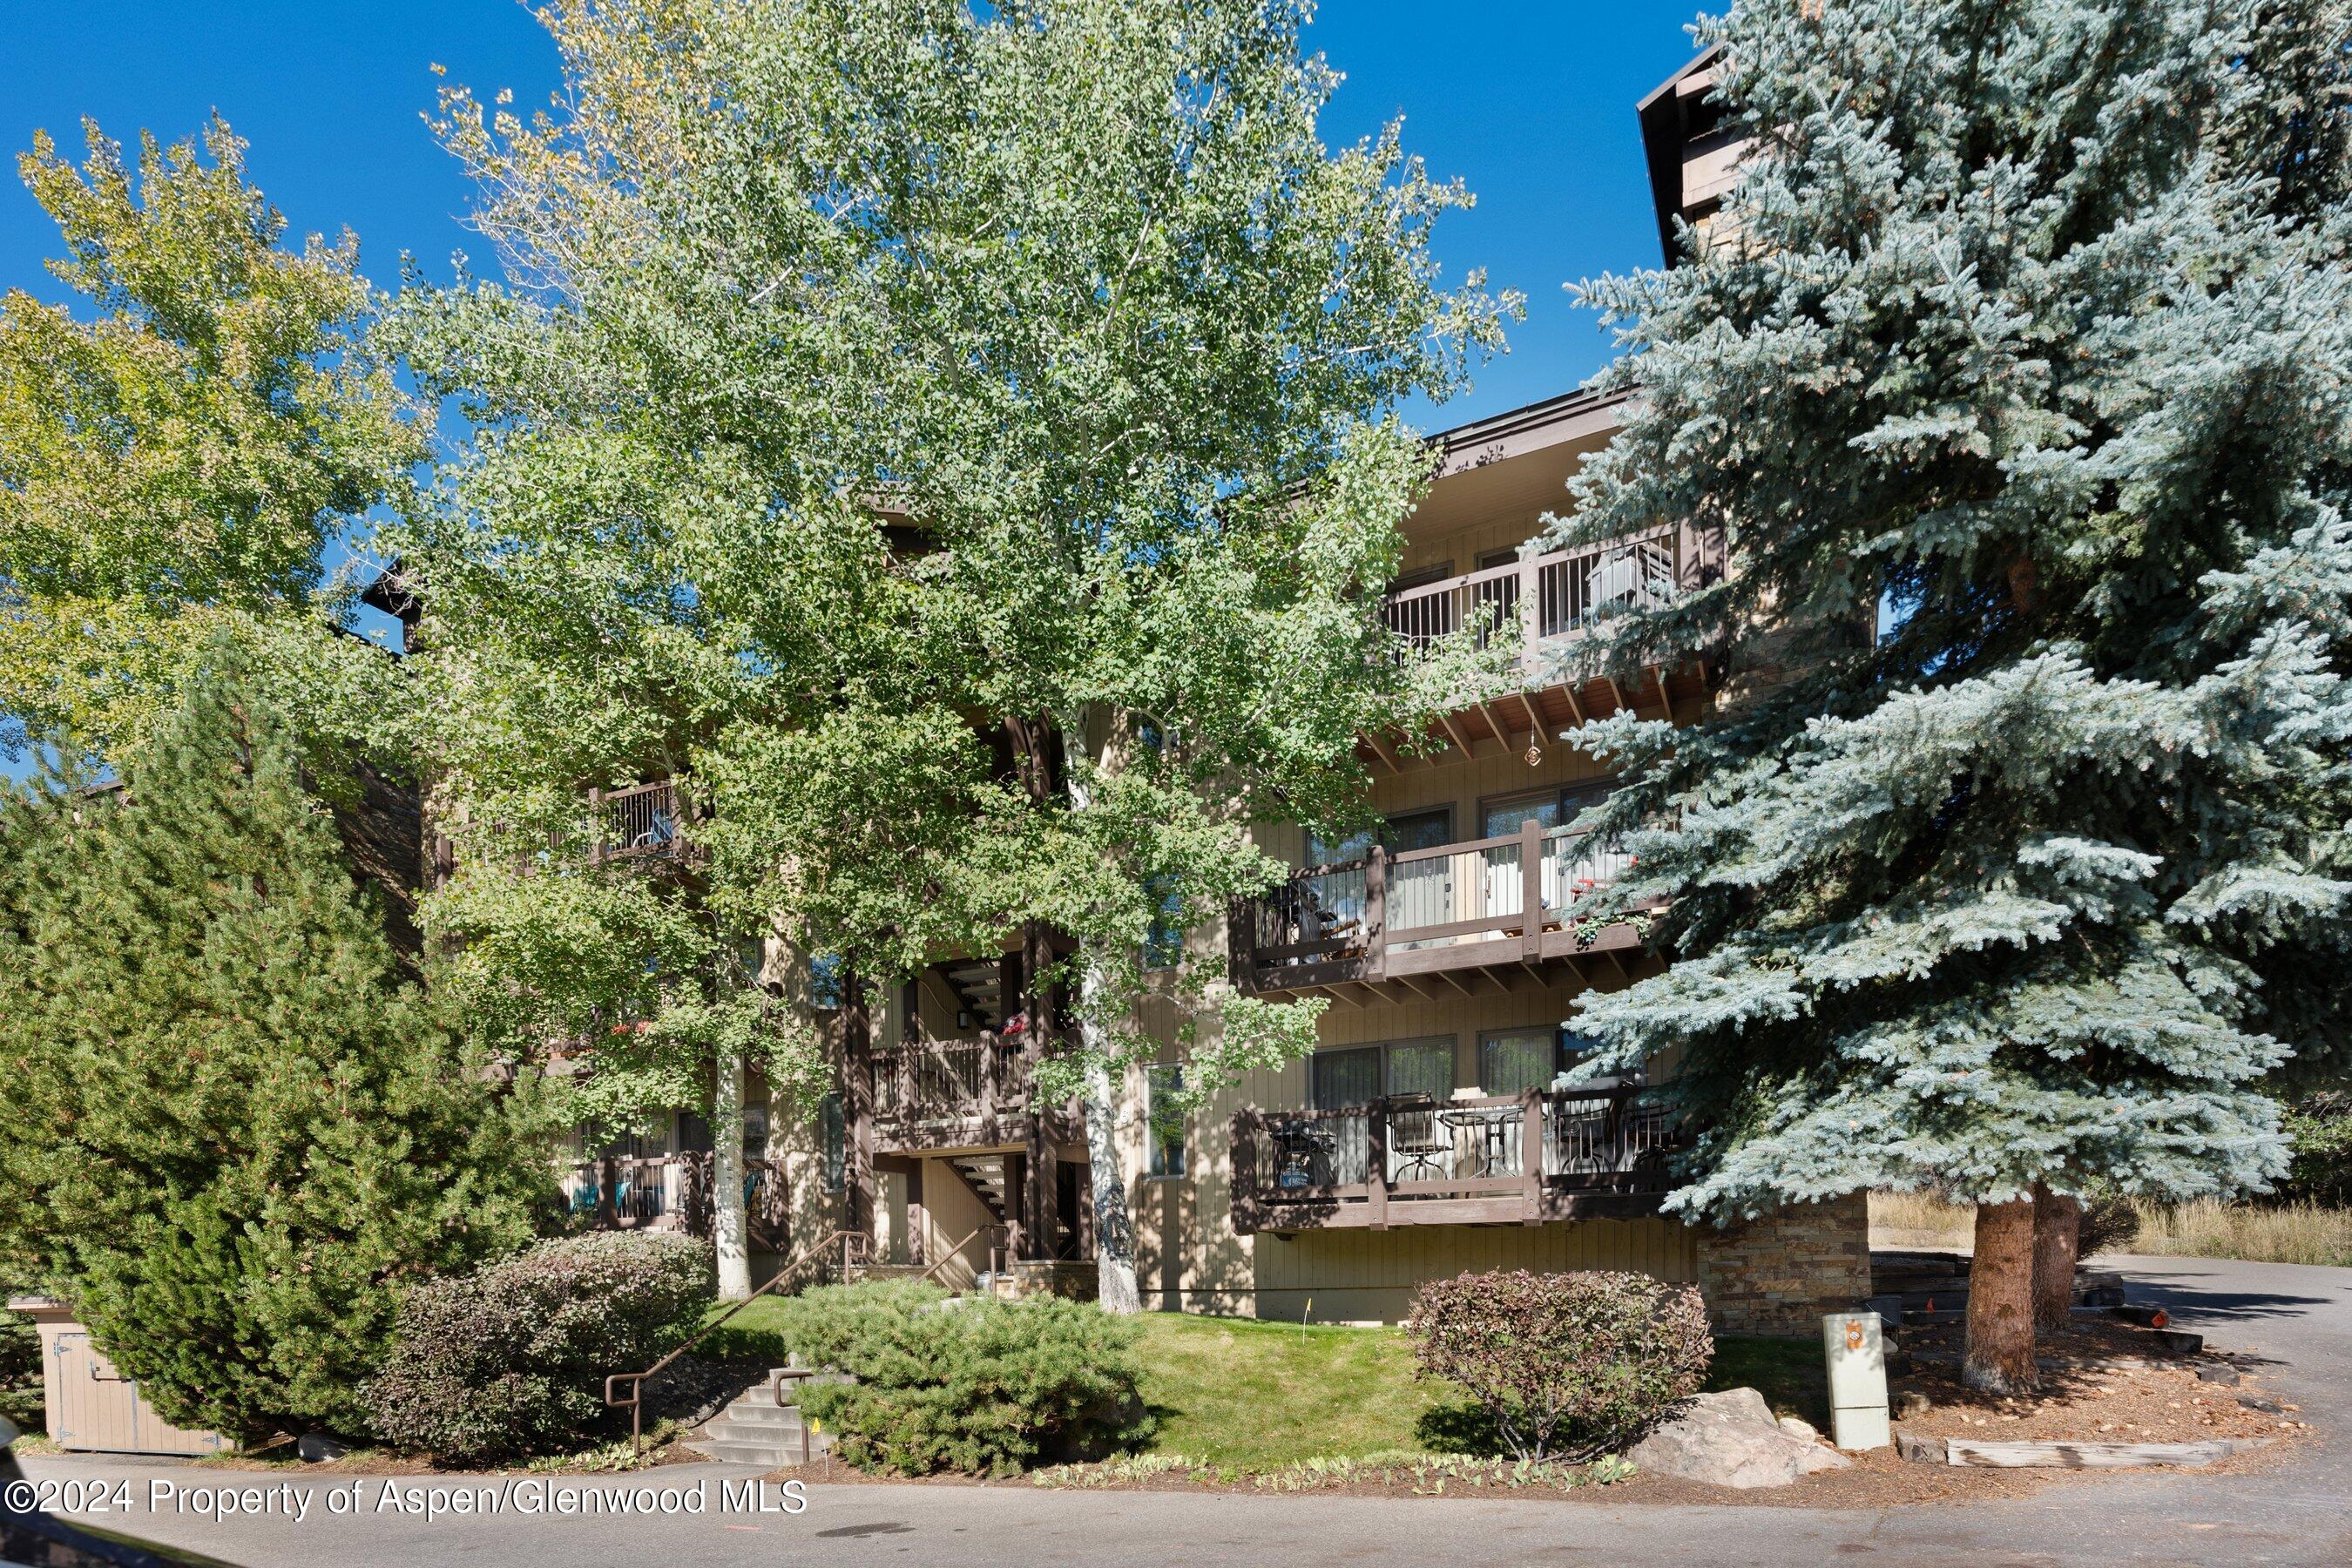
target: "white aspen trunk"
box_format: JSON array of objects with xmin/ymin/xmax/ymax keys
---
[
  {"xmin": 1060, "ymin": 716, "xmax": 1142, "ymax": 1315},
  {"xmin": 1079, "ymin": 957, "xmax": 1142, "ymax": 1315},
  {"xmin": 713, "ymin": 1049, "xmax": 753, "ymax": 1301}
]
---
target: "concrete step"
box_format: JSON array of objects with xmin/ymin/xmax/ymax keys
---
[
  {"xmin": 711, "ymin": 1402, "xmax": 805, "ymax": 1429},
  {"xmin": 700, "ymin": 1414, "xmax": 812, "ymax": 1444},
  {"xmin": 681, "ymin": 1436, "xmax": 824, "ymax": 1466}
]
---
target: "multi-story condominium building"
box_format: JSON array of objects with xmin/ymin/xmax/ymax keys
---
[{"xmin": 546, "ymin": 49, "xmax": 1871, "ymax": 1334}]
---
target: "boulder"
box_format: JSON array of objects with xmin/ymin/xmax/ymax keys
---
[{"xmin": 1626, "ymin": 1389, "xmax": 1855, "ymax": 1489}]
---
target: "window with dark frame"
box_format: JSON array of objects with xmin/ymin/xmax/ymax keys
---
[{"xmin": 1146, "ymin": 1062, "xmax": 1186, "ymax": 1178}]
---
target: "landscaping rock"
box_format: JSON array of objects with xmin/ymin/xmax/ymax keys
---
[
  {"xmin": 2196, "ymin": 1364, "xmax": 2241, "ymax": 1387},
  {"xmin": 296, "ymin": 1433, "xmax": 351, "ymax": 1463},
  {"xmin": 1777, "ymin": 1416, "xmax": 1822, "ymax": 1443},
  {"xmin": 2153, "ymin": 1329, "xmax": 2205, "ymax": 1357},
  {"xmin": 1893, "ymin": 1389, "xmax": 1932, "ymax": 1420},
  {"xmin": 1626, "ymin": 1389, "xmax": 1854, "ymax": 1489},
  {"xmin": 1895, "ymin": 1432, "xmax": 1947, "ymax": 1464},
  {"xmin": 2239, "ymin": 1395, "xmax": 2281, "ymax": 1415}
]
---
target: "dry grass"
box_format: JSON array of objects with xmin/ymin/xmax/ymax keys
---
[
  {"xmin": 1869, "ymin": 1190, "xmax": 1977, "ymax": 1249},
  {"xmin": 2126, "ymin": 1199, "xmax": 2352, "ymax": 1268},
  {"xmin": 1869, "ymin": 1190, "xmax": 2352, "ymax": 1267}
]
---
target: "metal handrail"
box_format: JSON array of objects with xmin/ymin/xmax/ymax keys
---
[{"xmin": 604, "ymin": 1227, "xmax": 865, "ymax": 1456}]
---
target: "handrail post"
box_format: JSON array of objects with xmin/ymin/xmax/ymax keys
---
[
  {"xmin": 1232, "ymin": 1108, "xmax": 1258, "ymax": 1234},
  {"xmin": 1364, "ymin": 845, "xmax": 1388, "ymax": 982},
  {"xmin": 981, "ymin": 1028, "xmax": 998, "ymax": 1139},
  {"xmin": 1520, "ymin": 1089, "xmax": 1544, "ymax": 1225},
  {"xmin": 1520, "ymin": 551, "xmax": 1539, "ymax": 676},
  {"xmin": 1520, "ymin": 815, "xmax": 1544, "ymax": 959},
  {"xmin": 1366, "ymin": 1099, "xmax": 1389, "ymax": 1232},
  {"xmin": 587, "ymin": 786, "xmax": 603, "ymax": 866}
]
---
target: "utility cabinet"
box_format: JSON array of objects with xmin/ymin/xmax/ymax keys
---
[{"xmin": 8, "ymin": 1297, "xmax": 229, "ymax": 1457}]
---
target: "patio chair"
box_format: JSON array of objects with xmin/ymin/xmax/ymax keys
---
[{"xmin": 1386, "ymin": 1097, "xmax": 1448, "ymax": 1184}]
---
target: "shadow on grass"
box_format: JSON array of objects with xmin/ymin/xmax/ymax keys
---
[{"xmin": 1413, "ymin": 1399, "xmax": 1508, "ymax": 1457}]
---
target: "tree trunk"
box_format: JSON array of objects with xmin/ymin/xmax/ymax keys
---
[
  {"xmin": 2031, "ymin": 1184, "xmax": 2081, "ymax": 1332},
  {"xmin": 712, "ymin": 1050, "xmax": 752, "ymax": 1301},
  {"xmin": 1079, "ymin": 1003, "xmax": 1142, "ymax": 1315},
  {"xmin": 1963, "ymin": 1198, "xmax": 2038, "ymax": 1394},
  {"xmin": 1051, "ymin": 715, "xmax": 1143, "ymax": 1315}
]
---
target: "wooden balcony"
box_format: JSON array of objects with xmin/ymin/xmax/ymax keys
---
[
  {"xmin": 588, "ymin": 780, "xmax": 685, "ymax": 864},
  {"xmin": 1230, "ymin": 817, "xmax": 1652, "ymax": 1003},
  {"xmin": 1364, "ymin": 524, "xmax": 1721, "ymax": 770},
  {"xmin": 1230, "ymin": 1087, "xmax": 1680, "ymax": 1233},
  {"xmin": 561, "ymin": 1153, "xmax": 791, "ymax": 1249},
  {"xmin": 871, "ymin": 1031, "xmax": 1078, "ymax": 1154}
]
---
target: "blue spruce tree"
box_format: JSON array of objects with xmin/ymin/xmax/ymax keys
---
[{"xmin": 1548, "ymin": 0, "xmax": 2352, "ymax": 1389}]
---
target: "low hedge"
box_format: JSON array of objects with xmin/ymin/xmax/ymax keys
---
[
  {"xmin": 769, "ymin": 1281, "xmax": 1150, "ymax": 1477},
  {"xmin": 1405, "ymin": 1268, "xmax": 1712, "ymax": 1461},
  {"xmin": 363, "ymin": 1232, "xmax": 713, "ymax": 1462}
]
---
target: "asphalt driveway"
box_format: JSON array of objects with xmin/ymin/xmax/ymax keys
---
[{"xmin": 18, "ymin": 1254, "xmax": 2350, "ymax": 1567}]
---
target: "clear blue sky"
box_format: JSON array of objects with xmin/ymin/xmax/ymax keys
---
[{"xmin": 1, "ymin": 0, "xmax": 1705, "ymax": 775}]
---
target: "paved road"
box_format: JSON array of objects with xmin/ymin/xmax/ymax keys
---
[{"xmin": 17, "ymin": 1254, "xmax": 2349, "ymax": 1567}]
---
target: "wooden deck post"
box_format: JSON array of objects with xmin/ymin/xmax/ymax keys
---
[
  {"xmin": 1366, "ymin": 1099, "xmax": 1389, "ymax": 1232},
  {"xmin": 842, "ymin": 967, "xmax": 875, "ymax": 1243},
  {"xmin": 1520, "ymin": 815, "xmax": 1544, "ymax": 960},
  {"xmin": 1365, "ymin": 845, "xmax": 1389, "ymax": 981},
  {"xmin": 1519, "ymin": 552, "xmax": 1540, "ymax": 677},
  {"xmin": 1520, "ymin": 1089, "xmax": 1544, "ymax": 1225},
  {"xmin": 1227, "ymin": 896, "xmax": 1254, "ymax": 992},
  {"xmin": 1018, "ymin": 925, "xmax": 1058, "ymax": 1263},
  {"xmin": 1232, "ymin": 1109, "xmax": 1259, "ymax": 1234},
  {"xmin": 587, "ymin": 786, "xmax": 603, "ymax": 867},
  {"xmin": 905, "ymin": 1160, "xmax": 926, "ymax": 1267}
]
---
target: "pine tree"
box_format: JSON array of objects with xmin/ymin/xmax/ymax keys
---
[
  {"xmin": 0, "ymin": 647, "xmax": 551, "ymax": 1439},
  {"xmin": 1548, "ymin": 0, "xmax": 2352, "ymax": 1389}
]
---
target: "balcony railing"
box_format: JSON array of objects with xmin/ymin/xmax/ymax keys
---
[
  {"xmin": 589, "ymin": 781, "xmax": 683, "ymax": 864},
  {"xmin": 1230, "ymin": 1086, "xmax": 1680, "ymax": 1232},
  {"xmin": 561, "ymin": 1153, "xmax": 790, "ymax": 1248},
  {"xmin": 872, "ymin": 1033, "xmax": 1038, "ymax": 1139},
  {"xmin": 1384, "ymin": 531, "xmax": 1688, "ymax": 670},
  {"xmin": 1234, "ymin": 818, "xmax": 1639, "ymax": 990}
]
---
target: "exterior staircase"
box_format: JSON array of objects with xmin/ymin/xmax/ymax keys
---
[
  {"xmin": 680, "ymin": 1372, "xmax": 832, "ymax": 1469},
  {"xmin": 947, "ymin": 1154, "xmax": 1010, "ymax": 1220}
]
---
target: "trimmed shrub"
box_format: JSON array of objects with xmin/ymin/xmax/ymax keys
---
[
  {"xmin": 2281, "ymin": 1092, "xmax": 2352, "ymax": 1208},
  {"xmin": 364, "ymin": 1233, "xmax": 713, "ymax": 1462},
  {"xmin": 1404, "ymin": 1269, "xmax": 1711, "ymax": 1461},
  {"xmin": 2076, "ymin": 1183, "xmax": 2141, "ymax": 1256},
  {"xmin": 770, "ymin": 1281, "xmax": 1150, "ymax": 1477}
]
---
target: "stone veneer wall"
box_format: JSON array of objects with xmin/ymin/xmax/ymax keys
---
[{"xmin": 1695, "ymin": 1193, "xmax": 1872, "ymax": 1335}]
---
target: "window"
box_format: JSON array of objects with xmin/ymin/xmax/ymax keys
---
[
  {"xmin": 1142, "ymin": 873, "xmax": 1184, "ymax": 970},
  {"xmin": 1308, "ymin": 806, "xmax": 1454, "ymax": 868},
  {"xmin": 1479, "ymin": 1028, "xmax": 1559, "ymax": 1096},
  {"xmin": 742, "ymin": 1103, "xmax": 770, "ymax": 1159},
  {"xmin": 820, "ymin": 1092, "xmax": 844, "ymax": 1193},
  {"xmin": 808, "ymin": 954, "xmax": 847, "ymax": 1010},
  {"xmin": 1312, "ymin": 1046, "xmax": 1381, "ymax": 1110},
  {"xmin": 1558, "ymin": 1027, "xmax": 1644, "ymax": 1088},
  {"xmin": 1310, "ymin": 1038, "xmax": 1456, "ymax": 1108},
  {"xmin": 1146, "ymin": 1063, "xmax": 1186, "ymax": 1178}
]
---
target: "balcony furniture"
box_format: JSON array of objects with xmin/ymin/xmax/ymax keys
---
[
  {"xmin": 1268, "ymin": 1116, "xmax": 1335, "ymax": 1192},
  {"xmin": 1386, "ymin": 1095, "xmax": 1449, "ymax": 1184},
  {"xmin": 1439, "ymin": 1103, "xmax": 1524, "ymax": 1179},
  {"xmin": 1230, "ymin": 1087, "xmax": 1685, "ymax": 1234}
]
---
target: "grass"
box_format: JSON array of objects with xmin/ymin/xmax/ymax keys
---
[
  {"xmin": 2127, "ymin": 1199, "xmax": 2352, "ymax": 1268},
  {"xmin": 1132, "ymin": 1315, "xmax": 1442, "ymax": 1468},
  {"xmin": 1869, "ymin": 1189, "xmax": 2352, "ymax": 1267},
  {"xmin": 694, "ymin": 1294, "xmax": 797, "ymax": 1363},
  {"xmin": 694, "ymin": 1294, "xmax": 1828, "ymax": 1470},
  {"xmin": 1131, "ymin": 1315, "xmax": 1827, "ymax": 1467}
]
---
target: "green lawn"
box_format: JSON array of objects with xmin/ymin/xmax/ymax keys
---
[
  {"xmin": 1132, "ymin": 1314, "xmax": 1828, "ymax": 1468},
  {"xmin": 693, "ymin": 1295, "xmax": 1830, "ymax": 1470},
  {"xmin": 1132, "ymin": 1314, "xmax": 1444, "ymax": 1466}
]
